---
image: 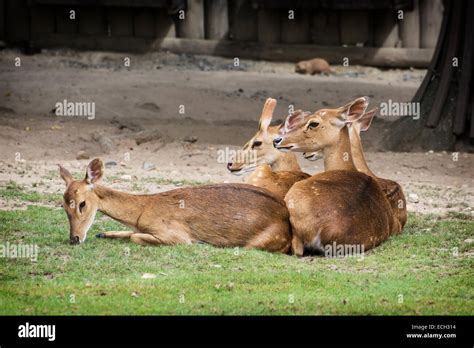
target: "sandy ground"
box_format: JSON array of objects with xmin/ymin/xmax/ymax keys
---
[{"xmin": 0, "ymin": 49, "xmax": 472, "ymax": 217}]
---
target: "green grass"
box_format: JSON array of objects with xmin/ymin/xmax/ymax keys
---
[{"xmin": 0, "ymin": 186, "xmax": 473, "ymax": 315}]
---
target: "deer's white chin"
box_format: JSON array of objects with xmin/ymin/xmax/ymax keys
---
[
  {"xmin": 275, "ymin": 145, "xmax": 295, "ymax": 152},
  {"xmin": 229, "ymin": 165, "xmax": 257, "ymax": 176}
]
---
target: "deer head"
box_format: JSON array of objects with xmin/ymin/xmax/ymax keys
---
[
  {"xmin": 227, "ymin": 98, "xmax": 284, "ymax": 175},
  {"xmin": 302, "ymin": 107, "xmax": 377, "ymax": 162},
  {"xmin": 59, "ymin": 158, "xmax": 104, "ymax": 245},
  {"xmin": 273, "ymin": 97, "xmax": 369, "ymax": 153}
]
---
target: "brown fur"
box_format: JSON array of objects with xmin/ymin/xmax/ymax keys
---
[
  {"xmin": 276, "ymin": 97, "xmax": 397, "ymax": 256},
  {"xmin": 285, "ymin": 170, "xmax": 393, "ymax": 254},
  {"xmin": 246, "ymin": 164, "xmax": 310, "ymax": 200},
  {"xmin": 295, "ymin": 58, "xmax": 333, "ymax": 75},
  {"xmin": 60, "ymin": 159, "xmax": 291, "ymax": 253}
]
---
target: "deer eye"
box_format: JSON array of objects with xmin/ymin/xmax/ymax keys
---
[
  {"xmin": 79, "ymin": 201, "xmax": 86, "ymax": 212},
  {"xmin": 308, "ymin": 121, "xmax": 320, "ymax": 130},
  {"xmin": 252, "ymin": 140, "xmax": 262, "ymax": 149}
]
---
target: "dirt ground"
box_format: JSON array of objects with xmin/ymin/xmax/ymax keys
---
[{"xmin": 0, "ymin": 49, "xmax": 472, "ymax": 217}]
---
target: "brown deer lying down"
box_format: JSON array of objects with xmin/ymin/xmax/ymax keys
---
[
  {"xmin": 227, "ymin": 98, "xmax": 310, "ymax": 199},
  {"xmin": 304, "ymin": 108, "xmax": 407, "ymax": 232},
  {"xmin": 273, "ymin": 97, "xmax": 399, "ymax": 256},
  {"xmin": 59, "ymin": 159, "xmax": 291, "ymax": 253}
]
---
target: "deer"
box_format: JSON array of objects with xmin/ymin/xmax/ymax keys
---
[
  {"xmin": 303, "ymin": 108, "xmax": 407, "ymax": 232},
  {"xmin": 59, "ymin": 158, "xmax": 291, "ymax": 253},
  {"xmin": 273, "ymin": 97, "xmax": 399, "ymax": 256},
  {"xmin": 226, "ymin": 98, "xmax": 310, "ymax": 199}
]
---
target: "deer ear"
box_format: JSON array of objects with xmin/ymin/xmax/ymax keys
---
[
  {"xmin": 283, "ymin": 110, "xmax": 307, "ymax": 133},
  {"xmin": 58, "ymin": 165, "xmax": 74, "ymax": 186},
  {"xmin": 259, "ymin": 98, "xmax": 277, "ymax": 132},
  {"xmin": 359, "ymin": 108, "xmax": 378, "ymax": 132},
  {"xmin": 339, "ymin": 96, "xmax": 369, "ymax": 123},
  {"xmin": 85, "ymin": 158, "xmax": 104, "ymax": 184}
]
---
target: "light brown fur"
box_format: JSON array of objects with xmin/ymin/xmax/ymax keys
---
[
  {"xmin": 227, "ymin": 98, "xmax": 310, "ymax": 199},
  {"xmin": 60, "ymin": 159, "xmax": 291, "ymax": 253},
  {"xmin": 275, "ymin": 97, "xmax": 398, "ymax": 256},
  {"xmin": 295, "ymin": 58, "xmax": 333, "ymax": 75}
]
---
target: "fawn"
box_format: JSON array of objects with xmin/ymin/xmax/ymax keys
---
[
  {"xmin": 227, "ymin": 98, "xmax": 310, "ymax": 199},
  {"xmin": 59, "ymin": 158, "xmax": 291, "ymax": 253},
  {"xmin": 273, "ymin": 97, "xmax": 399, "ymax": 256},
  {"xmin": 303, "ymin": 108, "xmax": 407, "ymax": 232}
]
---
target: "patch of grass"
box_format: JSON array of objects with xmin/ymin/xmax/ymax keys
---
[
  {"xmin": 0, "ymin": 195, "xmax": 473, "ymax": 315},
  {"xmin": 0, "ymin": 181, "xmax": 61, "ymax": 204}
]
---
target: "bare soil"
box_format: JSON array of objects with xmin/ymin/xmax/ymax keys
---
[{"xmin": 0, "ymin": 49, "xmax": 472, "ymax": 217}]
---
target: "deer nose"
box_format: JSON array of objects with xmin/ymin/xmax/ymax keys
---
[
  {"xmin": 227, "ymin": 162, "xmax": 233, "ymax": 169},
  {"xmin": 70, "ymin": 236, "xmax": 80, "ymax": 245},
  {"xmin": 273, "ymin": 137, "xmax": 283, "ymax": 147}
]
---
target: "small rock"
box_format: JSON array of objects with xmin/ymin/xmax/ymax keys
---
[
  {"xmin": 92, "ymin": 132, "xmax": 115, "ymax": 153},
  {"xmin": 105, "ymin": 161, "xmax": 117, "ymax": 168},
  {"xmin": 131, "ymin": 292, "xmax": 139, "ymax": 298},
  {"xmin": 183, "ymin": 135, "xmax": 198, "ymax": 143},
  {"xmin": 141, "ymin": 273, "xmax": 157, "ymax": 279},
  {"xmin": 142, "ymin": 162, "xmax": 156, "ymax": 171},
  {"xmin": 121, "ymin": 174, "xmax": 132, "ymax": 181},
  {"xmin": 408, "ymin": 193, "xmax": 419, "ymax": 203},
  {"xmin": 76, "ymin": 150, "xmax": 90, "ymax": 160},
  {"xmin": 464, "ymin": 238, "xmax": 473, "ymax": 244}
]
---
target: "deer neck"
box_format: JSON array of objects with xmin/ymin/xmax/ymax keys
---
[
  {"xmin": 323, "ymin": 126, "xmax": 358, "ymax": 172},
  {"xmin": 272, "ymin": 152, "xmax": 301, "ymax": 172},
  {"xmin": 94, "ymin": 185, "xmax": 148, "ymax": 228},
  {"xmin": 349, "ymin": 127, "xmax": 377, "ymax": 177}
]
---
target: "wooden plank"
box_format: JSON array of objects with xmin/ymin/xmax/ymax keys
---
[
  {"xmin": 257, "ymin": 9, "xmax": 280, "ymax": 43},
  {"xmin": 55, "ymin": 6, "xmax": 78, "ymax": 34},
  {"xmin": 205, "ymin": 0, "xmax": 229, "ymax": 40},
  {"xmin": 176, "ymin": 0, "xmax": 204, "ymax": 39},
  {"xmin": 134, "ymin": 10, "xmax": 155, "ymax": 38},
  {"xmin": 5, "ymin": 0, "xmax": 30, "ymax": 43},
  {"xmin": 30, "ymin": 6, "xmax": 56, "ymax": 40},
  {"xmin": 156, "ymin": 10, "xmax": 176, "ymax": 38},
  {"xmin": 33, "ymin": 0, "xmax": 177, "ymax": 7},
  {"xmin": 280, "ymin": 10, "xmax": 310, "ymax": 44},
  {"xmin": 340, "ymin": 10, "xmax": 369, "ymax": 46},
  {"xmin": 229, "ymin": 0, "xmax": 257, "ymax": 41},
  {"xmin": 399, "ymin": 0, "xmax": 420, "ymax": 48},
  {"xmin": 78, "ymin": 7, "xmax": 107, "ymax": 36},
  {"xmin": 32, "ymin": 34, "xmax": 433, "ymax": 68},
  {"xmin": 373, "ymin": 10, "xmax": 399, "ymax": 47},
  {"xmin": 107, "ymin": 7, "xmax": 133, "ymax": 37},
  {"xmin": 420, "ymin": 0, "xmax": 443, "ymax": 48},
  {"xmin": 0, "ymin": 0, "xmax": 5, "ymax": 40},
  {"xmin": 310, "ymin": 10, "xmax": 340, "ymax": 46}
]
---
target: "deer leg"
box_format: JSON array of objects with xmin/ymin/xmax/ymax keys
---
[
  {"xmin": 291, "ymin": 235, "xmax": 304, "ymax": 257},
  {"xmin": 130, "ymin": 233, "xmax": 164, "ymax": 246},
  {"xmin": 130, "ymin": 225, "xmax": 194, "ymax": 246},
  {"xmin": 96, "ymin": 231, "xmax": 135, "ymax": 239},
  {"xmin": 245, "ymin": 223, "xmax": 291, "ymax": 254}
]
